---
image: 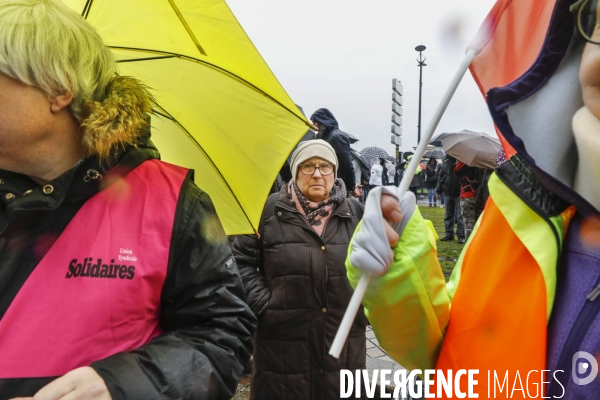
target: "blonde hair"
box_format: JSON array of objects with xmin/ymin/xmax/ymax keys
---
[{"xmin": 0, "ymin": 0, "xmax": 116, "ymax": 123}]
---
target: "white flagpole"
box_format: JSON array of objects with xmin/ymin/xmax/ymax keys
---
[{"xmin": 329, "ymin": 48, "xmax": 478, "ymax": 358}]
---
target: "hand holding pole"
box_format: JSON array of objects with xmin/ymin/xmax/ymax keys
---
[{"xmin": 329, "ymin": 48, "xmax": 477, "ymax": 358}]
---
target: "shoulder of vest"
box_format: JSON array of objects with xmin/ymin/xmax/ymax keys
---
[{"xmin": 495, "ymin": 155, "xmax": 571, "ymax": 217}]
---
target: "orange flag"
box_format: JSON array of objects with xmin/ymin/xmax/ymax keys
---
[{"xmin": 468, "ymin": 0, "xmax": 557, "ymax": 158}]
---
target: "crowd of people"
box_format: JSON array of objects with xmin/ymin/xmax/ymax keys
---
[
  {"xmin": 360, "ymin": 152, "xmax": 489, "ymax": 245},
  {"xmin": 2, "ymin": 0, "xmax": 600, "ymax": 399}
]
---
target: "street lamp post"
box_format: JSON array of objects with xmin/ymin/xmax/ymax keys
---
[{"xmin": 415, "ymin": 45, "xmax": 426, "ymax": 145}]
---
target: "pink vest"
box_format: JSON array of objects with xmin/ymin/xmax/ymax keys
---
[{"xmin": 0, "ymin": 160, "xmax": 188, "ymax": 378}]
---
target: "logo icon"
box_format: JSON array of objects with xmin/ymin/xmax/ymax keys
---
[{"xmin": 572, "ymin": 351, "xmax": 599, "ymax": 386}]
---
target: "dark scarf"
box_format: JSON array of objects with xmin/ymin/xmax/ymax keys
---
[{"xmin": 288, "ymin": 179, "xmax": 346, "ymax": 236}]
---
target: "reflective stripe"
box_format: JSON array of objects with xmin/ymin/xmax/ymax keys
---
[
  {"xmin": 489, "ymin": 173, "xmax": 561, "ymax": 319},
  {"xmin": 437, "ymin": 196, "xmax": 547, "ymax": 397}
]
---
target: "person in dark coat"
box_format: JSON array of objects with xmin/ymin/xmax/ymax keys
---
[
  {"xmin": 232, "ymin": 140, "xmax": 367, "ymax": 400},
  {"xmin": 310, "ymin": 108, "xmax": 362, "ymax": 197},
  {"xmin": 454, "ymin": 161, "xmax": 480, "ymax": 240},
  {"xmin": 360, "ymin": 167, "xmax": 370, "ymax": 203},
  {"xmin": 425, "ymin": 157, "xmax": 440, "ymax": 207},
  {"xmin": 436, "ymin": 155, "xmax": 465, "ymax": 243},
  {"xmin": 380, "ymin": 158, "xmax": 389, "ymax": 186},
  {"xmin": 0, "ymin": 2, "xmax": 255, "ymax": 398}
]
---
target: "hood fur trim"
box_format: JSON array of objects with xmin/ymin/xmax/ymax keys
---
[{"xmin": 80, "ymin": 76, "xmax": 154, "ymax": 163}]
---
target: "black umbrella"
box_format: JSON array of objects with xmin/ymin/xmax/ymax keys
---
[
  {"xmin": 423, "ymin": 149, "xmax": 445, "ymax": 159},
  {"xmin": 429, "ymin": 132, "xmax": 453, "ymax": 147},
  {"xmin": 350, "ymin": 149, "xmax": 371, "ymax": 170},
  {"xmin": 360, "ymin": 147, "xmax": 389, "ymax": 160}
]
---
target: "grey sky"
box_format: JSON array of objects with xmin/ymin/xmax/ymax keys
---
[{"xmin": 226, "ymin": 0, "xmax": 498, "ymax": 156}]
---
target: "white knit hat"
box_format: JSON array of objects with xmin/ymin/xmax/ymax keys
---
[{"xmin": 290, "ymin": 139, "xmax": 338, "ymax": 181}]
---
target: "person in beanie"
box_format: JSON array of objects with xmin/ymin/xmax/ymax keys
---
[
  {"xmin": 310, "ymin": 108, "xmax": 362, "ymax": 198},
  {"xmin": 232, "ymin": 139, "xmax": 367, "ymax": 400},
  {"xmin": 0, "ymin": 1, "xmax": 254, "ymax": 398}
]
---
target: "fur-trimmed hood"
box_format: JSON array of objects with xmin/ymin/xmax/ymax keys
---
[{"xmin": 79, "ymin": 75, "xmax": 154, "ymax": 163}]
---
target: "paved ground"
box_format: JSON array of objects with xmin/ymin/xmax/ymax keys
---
[
  {"xmin": 366, "ymin": 325, "xmax": 395, "ymax": 363},
  {"xmin": 366, "ymin": 326, "xmax": 412, "ymax": 399},
  {"xmin": 415, "ymin": 192, "xmax": 444, "ymax": 208}
]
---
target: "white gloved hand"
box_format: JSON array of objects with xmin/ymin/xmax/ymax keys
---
[{"xmin": 349, "ymin": 187, "xmax": 416, "ymax": 276}]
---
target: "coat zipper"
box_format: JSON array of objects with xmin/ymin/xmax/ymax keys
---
[
  {"xmin": 275, "ymin": 203, "xmax": 353, "ymax": 301},
  {"xmin": 275, "ymin": 202, "xmax": 354, "ymax": 366}
]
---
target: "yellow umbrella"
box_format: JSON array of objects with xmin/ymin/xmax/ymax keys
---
[{"xmin": 63, "ymin": 0, "xmax": 310, "ymax": 235}]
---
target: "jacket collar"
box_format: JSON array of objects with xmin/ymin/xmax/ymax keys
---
[
  {"xmin": 0, "ymin": 135, "xmax": 159, "ymax": 234},
  {"xmin": 486, "ymin": 0, "xmax": 598, "ymax": 215}
]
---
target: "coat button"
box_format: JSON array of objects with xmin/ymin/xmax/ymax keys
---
[
  {"xmin": 5, "ymin": 193, "xmax": 14, "ymax": 200},
  {"xmin": 23, "ymin": 189, "xmax": 33, "ymax": 196},
  {"xmin": 43, "ymin": 185, "xmax": 54, "ymax": 195},
  {"xmin": 321, "ymin": 246, "xmax": 326, "ymax": 250},
  {"xmin": 322, "ymin": 308, "xmax": 327, "ymax": 313},
  {"xmin": 0, "ymin": 179, "xmax": 4, "ymax": 184},
  {"xmin": 277, "ymin": 212, "xmax": 282, "ymax": 216},
  {"xmin": 319, "ymin": 369, "xmax": 324, "ymax": 373}
]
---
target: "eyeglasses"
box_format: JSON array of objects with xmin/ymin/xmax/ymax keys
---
[
  {"xmin": 299, "ymin": 163, "xmax": 334, "ymax": 176},
  {"xmin": 571, "ymin": 0, "xmax": 600, "ymax": 45}
]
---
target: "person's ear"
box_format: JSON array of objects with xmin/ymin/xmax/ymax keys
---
[{"xmin": 49, "ymin": 92, "xmax": 74, "ymax": 113}]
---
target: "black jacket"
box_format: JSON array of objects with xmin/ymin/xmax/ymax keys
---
[
  {"xmin": 436, "ymin": 157, "xmax": 461, "ymax": 197},
  {"xmin": 425, "ymin": 164, "xmax": 439, "ymax": 188},
  {"xmin": 310, "ymin": 108, "xmax": 356, "ymax": 190},
  {"xmin": 0, "ymin": 137, "xmax": 256, "ymax": 399},
  {"xmin": 381, "ymin": 162, "xmax": 389, "ymax": 185},
  {"xmin": 232, "ymin": 188, "xmax": 367, "ymax": 400}
]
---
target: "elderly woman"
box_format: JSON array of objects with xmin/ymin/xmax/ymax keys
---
[{"xmin": 233, "ymin": 140, "xmax": 367, "ymax": 400}]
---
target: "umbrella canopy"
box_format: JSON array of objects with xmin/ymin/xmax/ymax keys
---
[
  {"xmin": 423, "ymin": 149, "xmax": 445, "ymax": 159},
  {"xmin": 429, "ymin": 134, "xmax": 444, "ymax": 147},
  {"xmin": 435, "ymin": 130, "xmax": 501, "ymax": 169},
  {"xmin": 360, "ymin": 147, "xmax": 389, "ymax": 160},
  {"xmin": 64, "ymin": 0, "xmax": 309, "ymax": 235},
  {"xmin": 350, "ymin": 149, "xmax": 371, "ymax": 170}
]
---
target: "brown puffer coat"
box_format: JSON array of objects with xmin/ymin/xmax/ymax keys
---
[{"xmin": 232, "ymin": 187, "xmax": 368, "ymax": 400}]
